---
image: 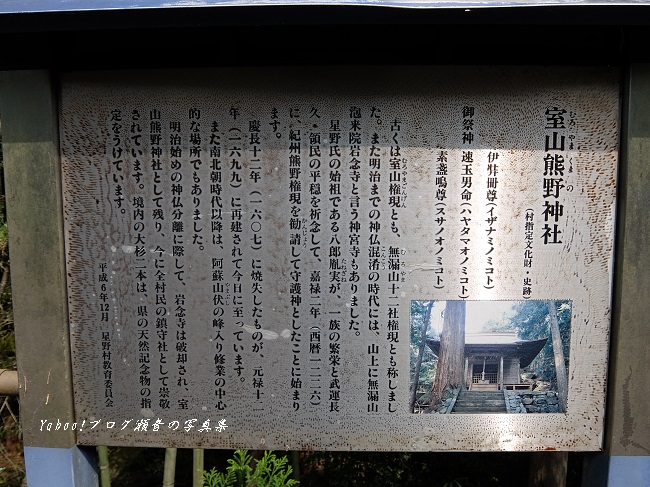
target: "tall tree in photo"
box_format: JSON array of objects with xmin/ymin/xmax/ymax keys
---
[
  {"xmin": 546, "ymin": 300, "xmax": 568, "ymax": 413},
  {"xmin": 430, "ymin": 300, "xmax": 466, "ymax": 405},
  {"xmin": 409, "ymin": 300, "xmax": 434, "ymax": 413},
  {"xmin": 508, "ymin": 300, "xmax": 571, "ymax": 411}
]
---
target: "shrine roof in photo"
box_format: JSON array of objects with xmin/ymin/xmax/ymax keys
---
[{"xmin": 426, "ymin": 334, "xmax": 548, "ymax": 368}]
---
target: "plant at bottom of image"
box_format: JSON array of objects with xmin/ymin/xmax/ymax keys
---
[
  {"xmin": 441, "ymin": 479, "xmax": 466, "ymax": 487},
  {"xmin": 203, "ymin": 449, "xmax": 299, "ymax": 487}
]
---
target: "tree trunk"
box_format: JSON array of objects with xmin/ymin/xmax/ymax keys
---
[
  {"xmin": 409, "ymin": 301, "xmax": 434, "ymax": 412},
  {"xmin": 546, "ymin": 300, "xmax": 568, "ymax": 413},
  {"xmin": 430, "ymin": 300, "xmax": 466, "ymax": 405},
  {"xmin": 528, "ymin": 451, "xmax": 568, "ymax": 487}
]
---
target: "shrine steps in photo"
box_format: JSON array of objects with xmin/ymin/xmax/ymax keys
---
[{"xmin": 451, "ymin": 390, "xmax": 507, "ymax": 414}]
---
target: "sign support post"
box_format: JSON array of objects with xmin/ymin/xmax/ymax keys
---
[
  {"xmin": 0, "ymin": 70, "xmax": 99, "ymax": 487},
  {"xmin": 582, "ymin": 63, "xmax": 650, "ymax": 487}
]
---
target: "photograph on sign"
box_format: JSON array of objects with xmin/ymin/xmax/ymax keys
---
[
  {"xmin": 409, "ymin": 300, "xmax": 571, "ymax": 414},
  {"xmin": 59, "ymin": 66, "xmax": 617, "ymax": 451}
]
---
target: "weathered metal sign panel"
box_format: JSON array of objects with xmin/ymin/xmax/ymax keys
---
[{"xmin": 60, "ymin": 67, "xmax": 618, "ymax": 450}]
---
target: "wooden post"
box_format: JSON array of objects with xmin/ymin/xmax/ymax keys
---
[
  {"xmin": 0, "ymin": 70, "xmax": 98, "ymax": 486},
  {"xmin": 529, "ymin": 452, "xmax": 568, "ymax": 487},
  {"xmin": 582, "ymin": 62, "xmax": 650, "ymax": 487}
]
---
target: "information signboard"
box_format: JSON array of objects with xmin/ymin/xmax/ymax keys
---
[{"xmin": 59, "ymin": 66, "xmax": 618, "ymax": 450}]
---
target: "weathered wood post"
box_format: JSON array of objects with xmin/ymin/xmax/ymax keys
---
[
  {"xmin": 0, "ymin": 70, "xmax": 98, "ymax": 486},
  {"xmin": 581, "ymin": 63, "xmax": 650, "ymax": 487}
]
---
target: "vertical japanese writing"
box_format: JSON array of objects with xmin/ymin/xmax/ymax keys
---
[
  {"xmin": 131, "ymin": 109, "xmax": 151, "ymax": 410},
  {"xmin": 130, "ymin": 110, "xmax": 145, "ymax": 191},
  {"xmin": 386, "ymin": 105, "xmax": 404, "ymax": 237},
  {"xmin": 189, "ymin": 108, "xmax": 204, "ymax": 250},
  {"xmin": 329, "ymin": 116, "xmax": 345, "ymax": 413},
  {"xmin": 168, "ymin": 116, "xmax": 189, "ymax": 409},
  {"xmin": 568, "ymin": 110, "xmax": 577, "ymax": 172},
  {"xmin": 59, "ymin": 69, "xmax": 619, "ymax": 452},
  {"xmin": 541, "ymin": 107, "xmax": 567, "ymax": 245},
  {"xmin": 365, "ymin": 107, "xmax": 381, "ymax": 413},
  {"xmin": 212, "ymin": 255, "xmax": 227, "ymax": 411},
  {"xmin": 288, "ymin": 107, "xmax": 303, "ymax": 412},
  {"xmin": 308, "ymin": 325, "xmax": 321, "ymax": 407},
  {"xmin": 522, "ymin": 209, "xmax": 534, "ymax": 298},
  {"xmin": 330, "ymin": 117, "xmax": 344, "ymax": 305},
  {"xmin": 169, "ymin": 118, "xmax": 185, "ymax": 285},
  {"xmin": 484, "ymin": 151, "xmax": 498, "ymax": 289},
  {"xmin": 175, "ymin": 293, "xmax": 188, "ymax": 410},
  {"xmin": 387, "ymin": 246, "xmax": 401, "ymax": 413},
  {"xmin": 433, "ymin": 150, "xmax": 448, "ymax": 289},
  {"xmin": 110, "ymin": 109, "xmax": 125, "ymax": 213},
  {"xmin": 249, "ymin": 118, "xmax": 265, "ymax": 408},
  {"xmin": 101, "ymin": 332, "xmax": 113, "ymax": 408},
  {"xmin": 307, "ymin": 112, "xmax": 322, "ymax": 409},
  {"xmin": 308, "ymin": 109, "xmax": 323, "ymax": 263},
  {"xmin": 153, "ymin": 245, "xmax": 170, "ymax": 410},
  {"xmin": 386, "ymin": 116, "xmax": 401, "ymax": 414},
  {"xmin": 149, "ymin": 109, "xmax": 170, "ymax": 411},
  {"xmin": 98, "ymin": 263, "xmax": 113, "ymax": 408},
  {"xmin": 150, "ymin": 109, "xmax": 164, "ymax": 235},
  {"xmin": 328, "ymin": 316, "xmax": 341, "ymax": 412},
  {"xmin": 210, "ymin": 121, "xmax": 224, "ymax": 249},
  {"xmin": 459, "ymin": 106, "xmax": 475, "ymax": 299},
  {"xmin": 228, "ymin": 109, "xmax": 246, "ymax": 397},
  {"xmin": 209, "ymin": 119, "xmax": 227, "ymax": 411},
  {"xmin": 367, "ymin": 343, "xmax": 380, "ymax": 413}
]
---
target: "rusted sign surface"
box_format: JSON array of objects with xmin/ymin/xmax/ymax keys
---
[{"xmin": 60, "ymin": 66, "xmax": 618, "ymax": 450}]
